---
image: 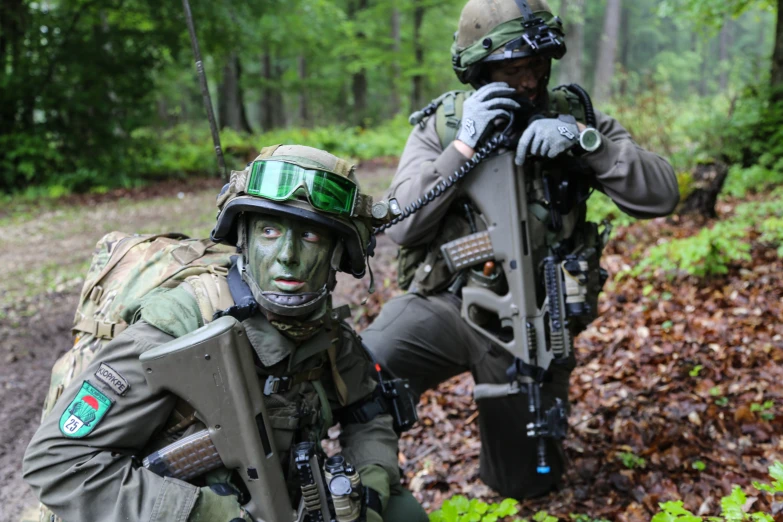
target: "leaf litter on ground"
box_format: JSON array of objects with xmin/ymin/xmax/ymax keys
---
[{"xmin": 332, "ymin": 192, "xmax": 783, "ymax": 521}]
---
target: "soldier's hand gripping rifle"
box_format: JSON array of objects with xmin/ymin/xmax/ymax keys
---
[{"xmin": 139, "ymin": 316, "xmax": 294, "ymax": 522}]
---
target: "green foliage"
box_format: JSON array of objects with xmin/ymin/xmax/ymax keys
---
[
  {"xmin": 750, "ymin": 401, "xmax": 775, "ymax": 421},
  {"xmin": 617, "ymin": 451, "xmax": 646, "ymax": 469},
  {"xmin": 142, "ymin": 116, "xmax": 412, "ymax": 175},
  {"xmin": 652, "ymin": 462, "xmax": 783, "ymax": 521},
  {"xmin": 689, "ymin": 365, "xmax": 704, "ymax": 377},
  {"xmin": 569, "ymin": 515, "xmax": 610, "ymax": 522},
  {"xmin": 430, "ymin": 497, "xmax": 519, "ymax": 522},
  {"xmin": 692, "ymin": 460, "xmax": 707, "ymax": 471},
  {"xmin": 634, "ymin": 190, "xmax": 783, "ymax": 278}
]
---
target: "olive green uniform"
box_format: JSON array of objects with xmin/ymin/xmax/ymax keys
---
[
  {"xmin": 23, "ymin": 284, "xmax": 425, "ymax": 522},
  {"xmin": 362, "ymin": 102, "xmax": 679, "ymax": 498}
]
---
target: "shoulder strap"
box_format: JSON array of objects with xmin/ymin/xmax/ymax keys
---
[
  {"xmin": 550, "ymin": 84, "xmax": 588, "ymax": 124},
  {"xmin": 435, "ymin": 91, "xmax": 469, "ymax": 150},
  {"xmin": 184, "ymin": 266, "xmax": 233, "ymax": 325}
]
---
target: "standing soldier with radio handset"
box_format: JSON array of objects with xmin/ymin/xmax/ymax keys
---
[
  {"xmin": 362, "ymin": 0, "xmax": 680, "ymax": 499},
  {"xmin": 23, "ymin": 145, "xmax": 427, "ymax": 522}
]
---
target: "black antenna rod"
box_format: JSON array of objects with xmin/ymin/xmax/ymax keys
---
[{"xmin": 182, "ymin": 0, "xmax": 228, "ymax": 181}]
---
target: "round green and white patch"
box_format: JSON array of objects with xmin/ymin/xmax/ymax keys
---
[{"xmin": 59, "ymin": 381, "xmax": 113, "ymax": 438}]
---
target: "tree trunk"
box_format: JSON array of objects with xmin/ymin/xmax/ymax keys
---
[
  {"xmin": 698, "ymin": 36, "xmax": 713, "ymax": 96},
  {"xmin": 273, "ymin": 61, "xmax": 287, "ymax": 128},
  {"xmin": 218, "ymin": 53, "xmax": 252, "ymax": 133},
  {"xmin": 558, "ymin": 0, "xmax": 584, "ymax": 87},
  {"xmin": 718, "ymin": 18, "xmax": 732, "ymax": 92},
  {"xmin": 298, "ymin": 55, "xmax": 309, "ymax": 127},
  {"xmin": 771, "ymin": 0, "xmax": 783, "ymax": 96},
  {"xmin": 390, "ymin": 7, "xmax": 402, "ymax": 116},
  {"xmin": 0, "ymin": 0, "xmax": 26, "ymax": 135},
  {"xmin": 349, "ymin": 0, "xmax": 369, "ymax": 126},
  {"xmin": 618, "ymin": 4, "xmax": 631, "ymax": 96},
  {"xmin": 411, "ymin": 1, "xmax": 426, "ymax": 113},
  {"xmin": 680, "ymin": 162, "xmax": 729, "ymax": 219},
  {"xmin": 261, "ymin": 52, "xmax": 274, "ymax": 130},
  {"xmin": 592, "ymin": 0, "xmax": 622, "ymax": 104}
]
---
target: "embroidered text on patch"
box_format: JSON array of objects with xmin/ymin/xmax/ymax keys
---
[
  {"xmin": 94, "ymin": 362, "xmax": 130, "ymax": 396},
  {"xmin": 59, "ymin": 381, "xmax": 113, "ymax": 438}
]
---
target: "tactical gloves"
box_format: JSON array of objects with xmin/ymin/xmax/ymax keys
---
[
  {"xmin": 515, "ymin": 116, "xmax": 580, "ymax": 166},
  {"xmin": 456, "ymin": 82, "xmax": 520, "ymax": 149},
  {"xmin": 189, "ymin": 484, "xmax": 253, "ymax": 522}
]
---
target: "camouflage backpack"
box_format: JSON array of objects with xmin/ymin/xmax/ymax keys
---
[{"xmin": 39, "ymin": 231, "xmax": 236, "ymax": 421}]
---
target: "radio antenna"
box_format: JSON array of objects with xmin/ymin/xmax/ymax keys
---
[{"xmin": 182, "ymin": 0, "xmax": 228, "ymax": 181}]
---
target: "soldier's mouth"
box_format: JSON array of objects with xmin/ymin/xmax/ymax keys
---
[{"xmin": 273, "ymin": 278, "xmax": 305, "ymax": 292}]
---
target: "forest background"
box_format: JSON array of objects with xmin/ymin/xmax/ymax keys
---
[
  {"xmin": 2, "ymin": 0, "xmax": 783, "ymax": 198},
  {"xmin": 3, "ymin": 0, "xmax": 783, "ymax": 521}
]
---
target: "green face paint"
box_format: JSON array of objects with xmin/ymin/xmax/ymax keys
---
[{"xmin": 246, "ymin": 215, "xmax": 335, "ymax": 294}]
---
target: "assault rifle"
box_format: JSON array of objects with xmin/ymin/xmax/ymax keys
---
[
  {"xmin": 438, "ymin": 123, "xmax": 590, "ymax": 474},
  {"xmin": 139, "ymin": 316, "xmax": 366, "ymax": 522}
]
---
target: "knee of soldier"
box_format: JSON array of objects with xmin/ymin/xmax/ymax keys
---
[{"xmin": 384, "ymin": 485, "xmax": 428, "ymax": 522}]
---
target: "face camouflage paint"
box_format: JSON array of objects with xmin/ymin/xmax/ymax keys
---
[{"xmin": 246, "ymin": 215, "xmax": 336, "ymax": 295}]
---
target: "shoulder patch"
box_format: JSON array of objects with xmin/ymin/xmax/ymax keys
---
[
  {"xmin": 94, "ymin": 363, "xmax": 130, "ymax": 396},
  {"xmin": 59, "ymin": 381, "xmax": 113, "ymax": 438}
]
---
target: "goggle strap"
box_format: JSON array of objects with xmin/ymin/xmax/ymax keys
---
[
  {"xmin": 332, "ymin": 158, "xmax": 354, "ymax": 178},
  {"xmin": 258, "ymin": 144, "xmax": 282, "ymax": 159},
  {"xmin": 353, "ymin": 194, "xmax": 374, "ymax": 218}
]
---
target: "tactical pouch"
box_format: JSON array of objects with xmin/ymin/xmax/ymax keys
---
[
  {"xmin": 565, "ymin": 220, "xmax": 610, "ymax": 334},
  {"xmin": 396, "ymin": 246, "xmax": 427, "ymax": 291}
]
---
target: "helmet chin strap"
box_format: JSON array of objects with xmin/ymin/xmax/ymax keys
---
[{"xmin": 237, "ymin": 255, "xmax": 330, "ymax": 318}]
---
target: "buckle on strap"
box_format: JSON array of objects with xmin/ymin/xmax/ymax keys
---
[{"xmin": 264, "ymin": 375, "xmax": 291, "ymax": 396}]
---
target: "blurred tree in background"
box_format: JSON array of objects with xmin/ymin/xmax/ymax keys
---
[{"xmin": 1, "ymin": 0, "xmax": 781, "ymax": 195}]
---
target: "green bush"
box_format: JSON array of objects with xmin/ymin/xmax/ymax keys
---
[{"xmin": 633, "ymin": 189, "xmax": 783, "ymax": 278}]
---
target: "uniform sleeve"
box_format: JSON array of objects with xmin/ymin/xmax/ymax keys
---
[
  {"xmin": 328, "ymin": 329, "xmax": 401, "ymax": 511},
  {"xmin": 386, "ymin": 116, "xmax": 472, "ymax": 247},
  {"xmin": 588, "ymin": 109, "xmax": 680, "ymax": 218},
  {"xmin": 23, "ymin": 322, "xmax": 200, "ymax": 522}
]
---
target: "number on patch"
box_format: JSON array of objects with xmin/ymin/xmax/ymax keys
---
[{"xmin": 65, "ymin": 419, "xmax": 79, "ymax": 432}]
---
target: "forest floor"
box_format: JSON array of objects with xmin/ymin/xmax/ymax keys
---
[{"xmin": 1, "ymin": 164, "xmax": 782, "ymax": 522}]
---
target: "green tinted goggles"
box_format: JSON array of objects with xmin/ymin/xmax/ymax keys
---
[{"xmin": 246, "ymin": 160, "xmax": 358, "ymax": 217}]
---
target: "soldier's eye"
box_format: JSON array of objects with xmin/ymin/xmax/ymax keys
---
[
  {"xmin": 302, "ymin": 231, "xmax": 321, "ymax": 243},
  {"xmin": 262, "ymin": 227, "xmax": 281, "ymax": 238}
]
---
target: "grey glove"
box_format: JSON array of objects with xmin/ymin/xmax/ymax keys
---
[
  {"xmin": 456, "ymin": 82, "xmax": 521, "ymax": 149},
  {"xmin": 515, "ymin": 117, "xmax": 580, "ymax": 166}
]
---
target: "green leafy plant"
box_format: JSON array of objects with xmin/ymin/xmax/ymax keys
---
[
  {"xmin": 750, "ymin": 401, "xmax": 775, "ymax": 421},
  {"xmin": 692, "ymin": 460, "xmax": 706, "ymax": 471},
  {"xmin": 652, "ymin": 461, "xmax": 783, "ymax": 521},
  {"xmin": 634, "ymin": 190, "xmax": 783, "ymax": 279},
  {"xmin": 429, "ymin": 497, "xmax": 519, "ymax": 522},
  {"xmin": 689, "ymin": 365, "xmax": 704, "ymax": 377},
  {"xmin": 617, "ymin": 451, "xmax": 646, "ymax": 469}
]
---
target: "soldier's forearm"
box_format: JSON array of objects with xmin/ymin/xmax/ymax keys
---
[
  {"xmin": 387, "ymin": 143, "xmax": 473, "ymax": 247},
  {"xmin": 588, "ymin": 110, "xmax": 679, "ymax": 218}
]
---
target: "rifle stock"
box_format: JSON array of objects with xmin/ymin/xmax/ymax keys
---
[{"xmin": 139, "ymin": 316, "xmax": 294, "ymax": 522}]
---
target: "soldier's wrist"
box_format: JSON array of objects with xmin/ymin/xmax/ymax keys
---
[{"xmin": 453, "ymin": 140, "xmax": 475, "ymax": 158}]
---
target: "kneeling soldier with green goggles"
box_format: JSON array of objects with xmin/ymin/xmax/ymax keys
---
[{"xmin": 23, "ymin": 145, "xmax": 427, "ymax": 522}]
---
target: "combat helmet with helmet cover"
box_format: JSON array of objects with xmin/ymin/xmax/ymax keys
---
[
  {"xmin": 451, "ymin": 0, "xmax": 566, "ymax": 86},
  {"xmin": 211, "ymin": 144, "xmax": 376, "ymax": 279}
]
